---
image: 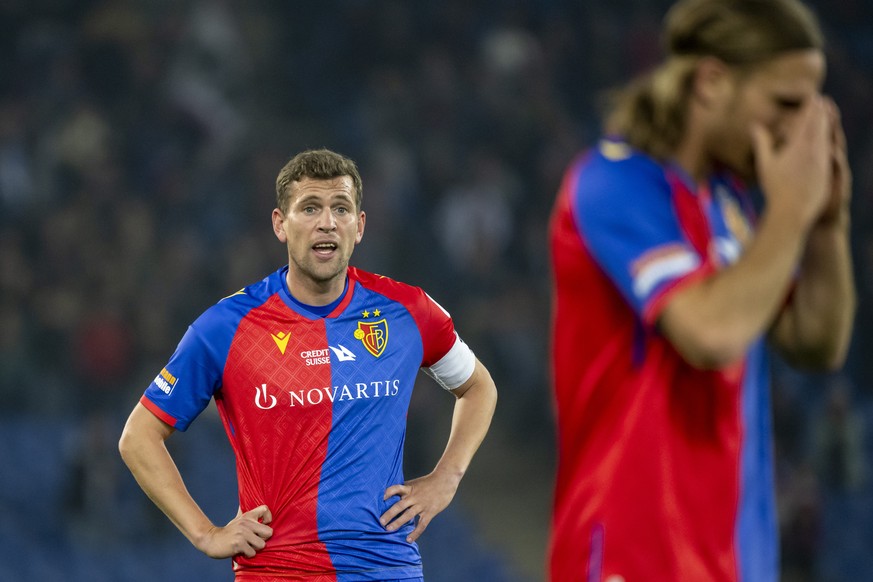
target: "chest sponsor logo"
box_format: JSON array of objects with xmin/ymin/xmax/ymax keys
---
[
  {"xmin": 298, "ymin": 345, "xmax": 357, "ymax": 366},
  {"xmin": 271, "ymin": 331, "xmax": 291, "ymax": 355},
  {"xmin": 299, "ymin": 348, "xmax": 330, "ymax": 366},
  {"xmin": 252, "ymin": 380, "xmax": 400, "ymax": 409},
  {"xmin": 254, "ymin": 383, "xmax": 278, "ymax": 409},
  {"xmin": 354, "ymin": 318, "xmax": 388, "ymax": 357}
]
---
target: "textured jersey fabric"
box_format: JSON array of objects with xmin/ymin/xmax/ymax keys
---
[
  {"xmin": 548, "ymin": 139, "xmax": 777, "ymax": 582},
  {"xmin": 142, "ymin": 265, "xmax": 474, "ymax": 580}
]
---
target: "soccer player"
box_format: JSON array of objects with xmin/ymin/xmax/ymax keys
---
[
  {"xmin": 547, "ymin": 0, "xmax": 854, "ymax": 580},
  {"xmin": 119, "ymin": 149, "xmax": 498, "ymax": 581}
]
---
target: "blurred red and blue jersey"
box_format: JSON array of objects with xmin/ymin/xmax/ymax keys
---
[
  {"xmin": 548, "ymin": 139, "xmax": 778, "ymax": 582},
  {"xmin": 141, "ymin": 265, "xmax": 474, "ymax": 581}
]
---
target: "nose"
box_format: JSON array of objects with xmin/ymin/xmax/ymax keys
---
[{"xmin": 317, "ymin": 208, "xmax": 336, "ymax": 231}]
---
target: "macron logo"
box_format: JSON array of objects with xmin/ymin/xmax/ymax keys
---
[
  {"xmin": 271, "ymin": 331, "xmax": 291, "ymax": 355},
  {"xmin": 329, "ymin": 344, "xmax": 357, "ymax": 362}
]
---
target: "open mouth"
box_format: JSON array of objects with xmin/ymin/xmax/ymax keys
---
[{"xmin": 312, "ymin": 242, "xmax": 338, "ymax": 256}]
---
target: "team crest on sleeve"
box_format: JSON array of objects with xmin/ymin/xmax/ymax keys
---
[{"xmin": 354, "ymin": 318, "xmax": 388, "ymax": 358}]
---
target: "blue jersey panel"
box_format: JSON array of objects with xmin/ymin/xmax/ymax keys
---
[
  {"xmin": 571, "ymin": 143, "xmax": 700, "ymax": 316},
  {"xmin": 736, "ymin": 340, "xmax": 778, "ymax": 582},
  {"xmin": 318, "ymin": 283, "xmax": 424, "ymax": 577}
]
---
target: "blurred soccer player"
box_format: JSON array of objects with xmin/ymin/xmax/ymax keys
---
[
  {"xmin": 119, "ymin": 149, "xmax": 497, "ymax": 581},
  {"xmin": 548, "ymin": 0, "xmax": 854, "ymax": 580}
]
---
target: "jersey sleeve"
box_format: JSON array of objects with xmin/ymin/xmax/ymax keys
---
[
  {"xmin": 416, "ymin": 293, "xmax": 476, "ymax": 390},
  {"xmin": 423, "ymin": 332, "xmax": 476, "ymax": 391},
  {"xmin": 141, "ymin": 325, "xmax": 222, "ymax": 431},
  {"xmin": 571, "ymin": 148, "xmax": 713, "ymax": 325},
  {"xmin": 414, "ymin": 292, "xmax": 463, "ymax": 365}
]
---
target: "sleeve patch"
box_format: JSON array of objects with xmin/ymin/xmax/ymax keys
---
[{"xmin": 631, "ymin": 245, "xmax": 700, "ymax": 300}]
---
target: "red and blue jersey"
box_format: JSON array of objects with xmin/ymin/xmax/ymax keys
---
[
  {"xmin": 141, "ymin": 265, "xmax": 475, "ymax": 581},
  {"xmin": 548, "ymin": 139, "xmax": 778, "ymax": 582}
]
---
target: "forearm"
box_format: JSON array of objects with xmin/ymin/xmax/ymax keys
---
[
  {"xmin": 772, "ymin": 219, "xmax": 855, "ymax": 368},
  {"xmin": 379, "ymin": 360, "xmax": 496, "ymax": 542},
  {"xmin": 660, "ymin": 207, "xmax": 810, "ymax": 368},
  {"xmin": 434, "ymin": 361, "xmax": 498, "ymax": 483},
  {"xmin": 119, "ymin": 408, "xmax": 215, "ymax": 548}
]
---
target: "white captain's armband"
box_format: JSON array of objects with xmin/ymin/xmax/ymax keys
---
[{"xmin": 423, "ymin": 333, "xmax": 476, "ymax": 391}]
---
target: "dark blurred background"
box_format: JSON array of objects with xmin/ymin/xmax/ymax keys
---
[{"xmin": 1, "ymin": 1, "xmax": 872, "ymax": 580}]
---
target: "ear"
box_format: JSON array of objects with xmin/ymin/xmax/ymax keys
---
[
  {"xmin": 272, "ymin": 208, "xmax": 287, "ymax": 243},
  {"xmin": 355, "ymin": 211, "xmax": 366, "ymax": 245},
  {"xmin": 692, "ymin": 56, "xmax": 732, "ymax": 108}
]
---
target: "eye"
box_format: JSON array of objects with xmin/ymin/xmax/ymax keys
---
[
  {"xmin": 302, "ymin": 206, "xmax": 317, "ymax": 214},
  {"xmin": 775, "ymin": 97, "xmax": 803, "ymax": 111},
  {"xmin": 335, "ymin": 206, "xmax": 349, "ymax": 215}
]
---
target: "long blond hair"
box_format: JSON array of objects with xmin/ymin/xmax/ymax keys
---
[{"xmin": 605, "ymin": 0, "xmax": 824, "ymax": 160}]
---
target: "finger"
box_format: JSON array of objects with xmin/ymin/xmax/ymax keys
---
[
  {"xmin": 251, "ymin": 522, "xmax": 273, "ymax": 539},
  {"xmin": 237, "ymin": 541, "xmax": 257, "ymax": 558},
  {"xmin": 385, "ymin": 508, "xmax": 415, "ymax": 531},
  {"xmin": 800, "ymin": 95, "xmax": 828, "ymax": 145},
  {"xmin": 835, "ymin": 123, "xmax": 847, "ymax": 158},
  {"xmin": 380, "ymin": 499, "xmax": 410, "ymax": 527},
  {"xmin": 826, "ymin": 103, "xmax": 850, "ymax": 185},
  {"xmin": 825, "ymin": 98, "xmax": 842, "ymax": 138},
  {"xmin": 244, "ymin": 530, "xmax": 267, "ymax": 551},
  {"xmin": 248, "ymin": 504, "xmax": 273, "ymax": 524},
  {"xmin": 750, "ymin": 123, "xmax": 772, "ymax": 167},
  {"xmin": 383, "ymin": 484, "xmax": 410, "ymax": 500},
  {"xmin": 817, "ymin": 103, "xmax": 850, "ymax": 224},
  {"xmin": 406, "ymin": 514, "xmax": 431, "ymax": 543},
  {"xmin": 833, "ymin": 142, "xmax": 849, "ymax": 180}
]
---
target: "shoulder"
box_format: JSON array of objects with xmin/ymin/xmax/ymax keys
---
[
  {"xmin": 574, "ymin": 140, "xmax": 668, "ymax": 201},
  {"xmin": 349, "ymin": 267, "xmax": 433, "ymax": 311},
  {"xmin": 568, "ymin": 140, "xmax": 677, "ymax": 230},
  {"xmin": 349, "ymin": 267, "xmax": 453, "ymax": 332},
  {"xmin": 350, "ymin": 267, "xmax": 457, "ymax": 366},
  {"xmin": 191, "ymin": 269, "xmax": 283, "ymax": 337}
]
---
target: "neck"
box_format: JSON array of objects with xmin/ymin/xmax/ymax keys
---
[
  {"xmin": 285, "ymin": 269, "xmax": 348, "ymax": 306},
  {"xmin": 671, "ymin": 133, "xmax": 713, "ymax": 185}
]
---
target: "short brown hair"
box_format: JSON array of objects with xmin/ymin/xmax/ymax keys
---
[
  {"xmin": 605, "ymin": 0, "xmax": 824, "ymax": 159},
  {"xmin": 275, "ymin": 149, "xmax": 363, "ymax": 213}
]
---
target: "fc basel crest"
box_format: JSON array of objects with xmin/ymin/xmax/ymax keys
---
[
  {"xmin": 715, "ymin": 185, "xmax": 752, "ymax": 247},
  {"xmin": 354, "ymin": 319, "xmax": 388, "ymax": 357}
]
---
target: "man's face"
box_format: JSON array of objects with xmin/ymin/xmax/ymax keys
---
[
  {"xmin": 272, "ymin": 176, "xmax": 365, "ymax": 291},
  {"xmin": 710, "ymin": 49, "xmax": 826, "ymax": 181}
]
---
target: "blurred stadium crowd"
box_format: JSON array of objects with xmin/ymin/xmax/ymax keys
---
[{"xmin": 1, "ymin": 1, "xmax": 873, "ymax": 580}]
